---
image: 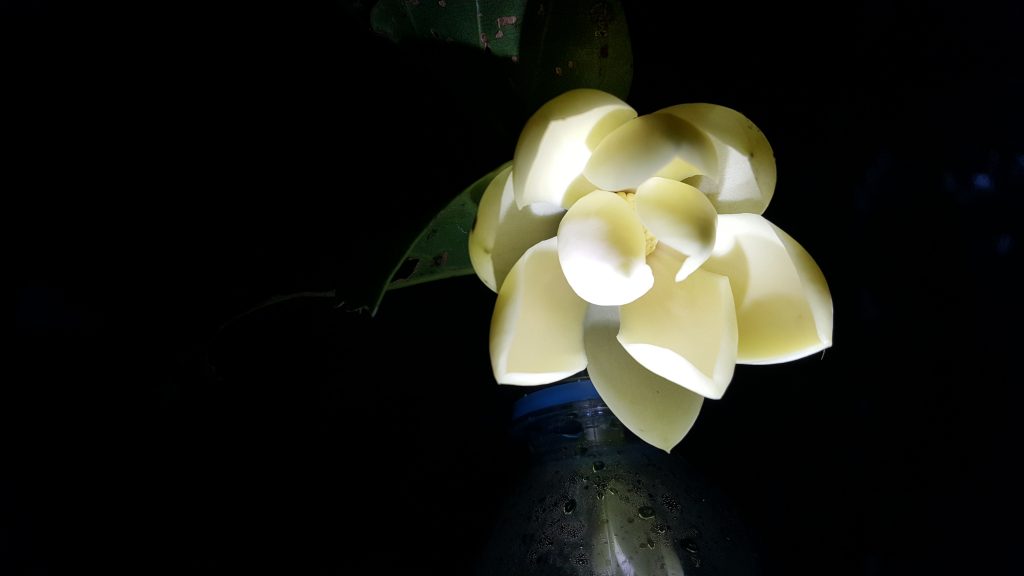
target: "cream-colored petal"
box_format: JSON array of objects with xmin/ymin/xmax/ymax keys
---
[
  {"xmin": 513, "ymin": 89, "xmax": 637, "ymax": 209},
  {"xmin": 583, "ymin": 113, "xmax": 718, "ymax": 192},
  {"xmin": 468, "ymin": 166, "xmax": 510, "ymax": 292},
  {"xmin": 618, "ymin": 246, "xmax": 737, "ymax": 399},
  {"xmin": 658, "ymin": 103, "xmax": 776, "ymax": 214},
  {"xmin": 634, "ymin": 177, "xmax": 718, "ymax": 282},
  {"xmin": 490, "ymin": 238, "xmax": 589, "ymax": 385},
  {"xmin": 701, "ymin": 214, "xmax": 833, "ymax": 364},
  {"xmin": 557, "ymin": 191, "xmax": 654, "ymax": 306},
  {"xmin": 584, "ymin": 305, "xmax": 704, "ymax": 453},
  {"xmin": 469, "ymin": 166, "xmax": 565, "ymax": 292},
  {"xmin": 771, "ymin": 223, "xmax": 834, "ymax": 353}
]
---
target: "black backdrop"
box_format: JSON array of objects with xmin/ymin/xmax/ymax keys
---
[{"xmin": 10, "ymin": 1, "xmax": 1022, "ymax": 574}]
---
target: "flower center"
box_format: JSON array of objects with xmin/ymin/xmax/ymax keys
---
[{"xmin": 616, "ymin": 191, "xmax": 658, "ymax": 256}]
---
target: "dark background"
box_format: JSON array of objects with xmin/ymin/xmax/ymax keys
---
[{"xmin": 10, "ymin": 1, "xmax": 1022, "ymax": 574}]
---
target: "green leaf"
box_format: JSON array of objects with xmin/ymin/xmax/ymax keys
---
[
  {"xmin": 380, "ymin": 162, "xmax": 511, "ymax": 302},
  {"xmin": 368, "ymin": 0, "xmax": 633, "ymax": 113},
  {"xmin": 356, "ymin": 0, "xmax": 633, "ymax": 317},
  {"xmin": 371, "ymin": 0, "xmax": 527, "ymax": 59},
  {"xmin": 517, "ymin": 0, "xmax": 633, "ymax": 111}
]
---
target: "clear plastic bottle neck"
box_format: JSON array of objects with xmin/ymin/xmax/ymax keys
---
[{"xmin": 509, "ymin": 376, "xmax": 641, "ymax": 462}]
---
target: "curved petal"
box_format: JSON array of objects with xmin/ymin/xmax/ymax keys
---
[
  {"xmin": 557, "ymin": 191, "xmax": 654, "ymax": 306},
  {"xmin": 635, "ymin": 177, "xmax": 718, "ymax": 282},
  {"xmin": 658, "ymin": 103, "xmax": 776, "ymax": 214},
  {"xmin": 469, "ymin": 166, "xmax": 565, "ymax": 292},
  {"xmin": 583, "ymin": 113, "xmax": 717, "ymax": 192},
  {"xmin": 490, "ymin": 238, "xmax": 589, "ymax": 385},
  {"xmin": 468, "ymin": 166, "xmax": 510, "ymax": 292},
  {"xmin": 584, "ymin": 305, "xmax": 704, "ymax": 453},
  {"xmin": 701, "ymin": 214, "xmax": 833, "ymax": 364},
  {"xmin": 618, "ymin": 246, "xmax": 737, "ymax": 399},
  {"xmin": 513, "ymin": 89, "xmax": 637, "ymax": 209},
  {"xmin": 771, "ymin": 223, "xmax": 834, "ymax": 354}
]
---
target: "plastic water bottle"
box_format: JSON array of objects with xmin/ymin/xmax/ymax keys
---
[{"xmin": 477, "ymin": 376, "xmax": 760, "ymax": 575}]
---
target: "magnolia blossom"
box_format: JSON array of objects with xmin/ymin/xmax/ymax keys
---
[{"xmin": 469, "ymin": 89, "xmax": 832, "ymax": 452}]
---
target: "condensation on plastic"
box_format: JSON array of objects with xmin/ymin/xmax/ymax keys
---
[{"xmin": 477, "ymin": 379, "xmax": 761, "ymax": 575}]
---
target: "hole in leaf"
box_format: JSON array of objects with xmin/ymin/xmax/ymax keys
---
[{"xmin": 394, "ymin": 258, "xmax": 420, "ymax": 281}]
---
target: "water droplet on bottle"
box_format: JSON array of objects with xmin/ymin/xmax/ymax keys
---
[
  {"xmin": 679, "ymin": 527, "xmax": 701, "ymax": 539},
  {"xmin": 563, "ymin": 498, "xmax": 577, "ymax": 515},
  {"xmin": 592, "ymin": 460, "xmax": 605, "ymax": 471},
  {"xmin": 654, "ymin": 523, "xmax": 668, "ymax": 534},
  {"xmin": 638, "ymin": 506, "xmax": 655, "ymax": 519},
  {"xmin": 680, "ymin": 538, "xmax": 699, "ymax": 554},
  {"xmin": 555, "ymin": 419, "xmax": 583, "ymax": 438}
]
